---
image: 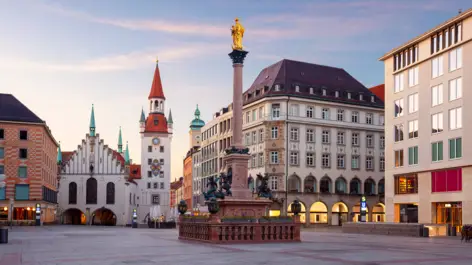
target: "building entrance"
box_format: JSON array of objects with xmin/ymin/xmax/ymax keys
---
[{"xmin": 435, "ymin": 202, "xmax": 462, "ymax": 232}]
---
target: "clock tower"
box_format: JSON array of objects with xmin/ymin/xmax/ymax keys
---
[
  {"xmin": 189, "ymin": 104, "xmax": 205, "ymax": 148},
  {"xmin": 138, "ymin": 58, "xmax": 173, "ymax": 222}
]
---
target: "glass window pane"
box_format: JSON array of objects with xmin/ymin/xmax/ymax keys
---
[
  {"xmin": 432, "ymin": 143, "xmax": 437, "ymax": 161},
  {"xmin": 449, "ymin": 139, "xmax": 455, "ymax": 159},
  {"xmin": 438, "ymin": 142, "xmax": 443, "ymax": 161},
  {"xmin": 456, "ymin": 138, "xmax": 462, "ymax": 158}
]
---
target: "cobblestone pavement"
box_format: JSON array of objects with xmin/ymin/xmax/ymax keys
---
[{"xmin": 1, "ymin": 226, "xmax": 471, "ymax": 265}]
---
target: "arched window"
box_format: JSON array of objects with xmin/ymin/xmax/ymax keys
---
[
  {"xmin": 349, "ymin": 178, "xmax": 361, "ymax": 195},
  {"xmin": 320, "ymin": 176, "xmax": 332, "ymax": 193},
  {"xmin": 86, "ymin": 177, "xmax": 97, "ymax": 204},
  {"xmin": 378, "ymin": 179, "xmax": 385, "ymax": 195},
  {"xmin": 69, "ymin": 182, "xmax": 77, "ymax": 204},
  {"xmin": 364, "ymin": 178, "xmax": 376, "ymax": 195},
  {"xmin": 155, "ymin": 100, "xmax": 159, "ymax": 110},
  {"xmin": 304, "ymin": 175, "xmax": 316, "ymax": 193},
  {"xmin": 288, "ymin": 174, "xmax": 301, "ymax": 192},
  {"xmin": 106, "ymin": 182, "xmax": 115, "ymax": 204},
  {"xmin": 335, "ymin": 177, "xmax": 347, "ymax": 194}
]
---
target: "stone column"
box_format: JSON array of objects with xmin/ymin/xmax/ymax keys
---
[{"xmin": 229, "ymin": 50, "xmax": 248, "ymax": 148}]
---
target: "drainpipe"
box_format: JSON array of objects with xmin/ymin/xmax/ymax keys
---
[{"xmin": 285, "ymin": 96, "xmax": 290, "ymax": 215}]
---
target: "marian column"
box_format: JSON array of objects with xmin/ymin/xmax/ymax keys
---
[{"xmin": 223, "ymin": 18, "xmax": 251, "ymax": 200}]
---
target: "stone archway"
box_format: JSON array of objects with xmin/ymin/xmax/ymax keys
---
[
  {"xmin": 309, "ymin": 201, "xmax": 328, "ymax": 224},
  {"xmin": 63, "ymin": 208, "xmax": 86, "ymax": 225},
  {"xmin": 92, "ymin": 207, "xmax": 116, "ymax": 226},
  {"xmin": 331, "ymin": 202, "xmax": 349, "ymax": 226},
  {"xmin": 372, "ymin": 203, "xmax": 386, "ymax": 222}
]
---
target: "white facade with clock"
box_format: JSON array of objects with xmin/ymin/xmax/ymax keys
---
[{"xmin": 136, "ymin": 61, "xmax": 173, "ymax": 223}]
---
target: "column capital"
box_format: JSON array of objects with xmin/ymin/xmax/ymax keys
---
[{"xmin": 229, "ymin": 49, "xmax": 249, "ymax": 64}]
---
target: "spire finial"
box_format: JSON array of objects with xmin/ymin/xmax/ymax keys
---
[
  {"xmin": 118, "ymin": 126, "xmax": 123, "ymax": 153},
  {"xmin": 156, "ymin": 56, "xmax": 159, "ymax": 63},
  {"xmin": 57, "ymin": 141, "xmax": 62, "ymax": 164},
  {"xmin": 168, "ymin": 109, "xmax": 173, "ymax": 124},
  {"xmin": 89, "ymin": 104, "xmax": 96, "ymax": 136},
  {"xmin": 140, "ymin": 107, "xmax": 146, "ymax": 123},
  {"xmin": 124, "ymin": 141, "xmax": 130, "ymax": 165}
]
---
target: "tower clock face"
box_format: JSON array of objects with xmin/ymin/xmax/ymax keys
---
[{"xmin": 152, "ymin": 137, "xmax": 160, "ymax": 145}]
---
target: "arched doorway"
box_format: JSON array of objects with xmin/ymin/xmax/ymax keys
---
[
  {"xmin": 352, "ymin": 203, "xmax": 369, "ymax": 222},
  {"xmin": 331, "ymin": 202, "xmax": 349, "ymax": 226},
  {"xmin": 309, "ymin": 201, "xmax": 328, "ymax": 224},
  {"xmin": 287, "ymin": 201, "xmax": 306, "ymax": 223},
  {"xmin": 372, "ymin": 203, "xmax": 385, "ymax": 222},
  {"xmin": 92, "ymin": 208, "xmax": 116, "ymax": 226},
  {"xmin": 63, "ymin": 208, "xmax": 86, "ymax": 225}
]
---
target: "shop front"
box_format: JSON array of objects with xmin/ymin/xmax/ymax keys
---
[
  {"xmin": 434, "ymin": 202, "xmax": 462, "ymax": 233},
  {"xmin": 395, "ymin": 203, "xmax": 418, "ymax": 223}
]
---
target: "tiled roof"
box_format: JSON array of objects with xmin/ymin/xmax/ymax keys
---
[
  {"xmin": 129, "ymin": 164, "xmax": 141, "ymax": 180},
  {"xmin": 61, "ymin": 152, "xmax": 74, "ymax": 162},
  {"xmin": 369, "ymin": 84, "xmax": 385, "ymax": 102},
  {"xmin": 0, "ymin": 94, "xmax": 44, "ymax": 123},
  {"xmin": 112, "ymin": 150, "xmax": 125, "ymax": 167},
  {"xmin": 148, "ymin": 62, "xmax": 165, "ymax": 99},
  {"xmin": 243, "ymin": 59, "xmax": 383, "ymax": 109},
  {"xmin": 144, "ymin": 114, "xmax": 169, "ymax": 133}
]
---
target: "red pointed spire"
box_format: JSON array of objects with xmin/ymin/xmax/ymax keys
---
[{"xmin": 148, "ymin": 59, "xmax": 166, "ymax": 99}]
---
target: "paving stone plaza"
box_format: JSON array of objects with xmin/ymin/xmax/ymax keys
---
[{"xmin": 0, "ymin": 226, "xmax": 471, "ymax": 265}]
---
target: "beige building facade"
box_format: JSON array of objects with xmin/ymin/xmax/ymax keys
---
[{"xmin": 380, "ymin": 9, "xmax": 472, "ymax": 230}]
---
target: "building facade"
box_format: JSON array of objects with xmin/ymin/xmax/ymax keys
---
[
  {"xmin": 183, "ymin": 152, "xmax": 193, "ymax": 207},
  {"xmin": 58, "ymin": 106, "xmax": 138, "ymax": 226},
  {"xmin": 192, "ymin": 148, "xmax": 203, "ymax": 209},
  {"xmin": 200, "ymin": 59, "xmax": 386, "ymax": 226},
  {"xmin": 137, "ymin": 60, "xmax": 173, "ymax": 222},
  {"xmin": 0, "ymin": 94, "xmax": 59, "ymax": 225},
  {"xmin": 380, "ymin": 9, "xmax": 472, "ymax": 230}
]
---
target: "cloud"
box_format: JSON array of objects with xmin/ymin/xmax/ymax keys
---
[{"xmin": 0, "ymin": 43, "xmax": 226, "ymax": 72}]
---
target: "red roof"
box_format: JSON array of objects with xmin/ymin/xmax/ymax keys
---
[
  {"xmin": 61, "ymin": 151, "xmax": 74, "ymax": 162},
  {"xmin": 144, "ymin": 114, "xmax": 168, "ymax": 133},
  {"xmin": 369, "ymin": 84, "xmax": 385, "ymax": 102},
  {"xmin": 129, "ymin": 164, "xmax": 141, "ymax": 180},
  {"xmin": 112, "ymin": 150, "xmax": 125, "ymax": 166},
  {"xmin": 148, "ymin": 63, "xmax": 165, "ymax": 99}
]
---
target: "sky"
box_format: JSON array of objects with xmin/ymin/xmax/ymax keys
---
[{"xmin": 0, "ymin": 0, "xmax": 469, "ymax": 181}]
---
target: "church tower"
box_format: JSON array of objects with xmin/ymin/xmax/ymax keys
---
[
  {"xmin": 138, "ymin": 58, "xmax": 173, "ymax": 221},
  {"xmin": 189, "ymin": 104, "xmax": 205, "ymax": 148}
]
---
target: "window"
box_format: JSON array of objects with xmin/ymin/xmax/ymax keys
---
[
  {"xmin": 252, "ymin": 109, "xmax": 256, "ymax": 121},
  {"xmin": 147, "ymin": 171, "xmax": 152, "ymax": 178},
  {"xmin": 68, "ymin": 182, "xmax": 77, "ymax": 204},
  {"xmin": 306, "ymin": 153, "xmax": 315, "ymax": 167},
  {"xmin": 432, "ymin": 56, "xmax": 443, "ymax": 78},
  {"xmin": 160, "ymin": 182, "xmax": 164, "ymax": 189},
  {"xmin": 152, "ymin": 195, "xmax": 160, "ymax": 205},
  {"xmin": 0, "ymin": 165, "xmax": 3, "ymax": 175},
  {"xmin": 431, "ymin": 113, "xmax": 443, "ymax": 134},
  {"xmin": 270, "ymin": 151, "xmax": 278, "ymax": 164},
  {"xmin": 394, "ymin": 124, "xmax": 404, "ymax": 142},
  {"xmin": 306, "ymin": 106, "xmax": 314, "ymax": 118},
  {"xmin": 19, "ymin": 148, "xmax": 27, "ymax": 159},
  {"xmin": 0, "ymin": 129, "xmax": 3, "ymax": 139},
  {"xmin": 366, "ymin": 113, "xmax": 373, "ymax": 125},
  {"xmin": 271, "ymin": 104, "xmax": 280, "ymax": 118},
  {"xmin": 321, "ymin": 154, "xmax": 330, "ymax": 168},
  {"xmin": 290, "ymin": 128, "xmax": 299, "ymax": 141},
  {"xmin": 351, "ymin": 156, "xmax": 360, "ymax": 169},
  {"xmin": 337, "ymin": 155, "xmax": 345, "ymax": 169},
  {"xmin": 366, "ymin": 156, "xmax": 374, "ymax": 170},
  {"xmin": 19, "ymin": 130, "xmax": 28, "ymax": 140},
  {"xmin": 351, "ymin": 133, "xmax": 359, "ymax": 146},
  {"xmin": 449, "ymin": 137, "xmax": 462, "ymax": 159},
  {"xmin": 246, "ymin": 112, "xmax": 250, "ymax": 123},
  {"xmin": 394, "ymin": 174, "xmax": 418, "ymax": 194},
  {"xmin": 380, "ymin": 157, "xmax": 385, "ymax": 171},
  {"xmin": 160, "ymin": 171, "xmax": 164, "ymax": 178},
  {"xmin": 0, "ymin": 147, "xmax": 3, "ymax": 159},
  {"xmin": 380, "ymin": 115, "xmax": 385, "ymax": 125},
  {"xmin": 431, "ymin": 168, "xmax": 462, "ymax": 192},
  {"xmin": 394, "ymin": 73, "xmax": 404, "ymax": 92},
  {"xmin": 337, "ymin": 132, "xmax": 345, "ymax": 145},
  {"xmin": 270, "ymin": 176, "xmax": 278, "ymax": 191},
  {"xmin": 408, "ymin": 93, "xmax": 418, "ymax": 113},
  {"xmin": 251, "ymin": 155, "xmax": 256, "ymax": 167},
  {"xmin": 408, "ymin": 67, "xmax": 419, "ymax": 87},
  {"xmin": 449, "ymin": 107, "xmax": 462, "ymax": 130},
  {"xmin": 252, "ymin": 131, "xmax": 257, "ymax": 144},
  {"xmin": 258, "ymin": 107, "xmax": 264, "ymax": 119},
  {"xmin": 290, "ymin": 152, "xmax": 299, "ymax": 165},
  {"xmin": 449, "ymin": 77, "xmax": 462, "ymax": 101},
  {"xmin": 394, "ymin": 99, "xmax": 404, "ymax": 117},
  {"xmin": 147, "ymin": 182, "xmax": 151, "ymax": 189},
  {"xmin": 259, "ymin": 129, "xmax": 264, "ymax": 142},
  {"xmin": 449, "ymin": 47, "xmax": 462, "ymax": 71},
  {"xmin": 366, "ymin": 135, "xmax": 374, "ymax": 147},
  {"xmin": 271, "ymin": 126, "xmax": 278, "ymax": 139},
  {"xmin": 148, "ymin": 146, "xmax": 152, "ymax": 152},
  {"xmin": 106, "ymin": 182, "xmax": 115, "ymax": 204},
  {"xmin": 160, "ymin": 146, "xmax": 164, "ymax": 152},
  {"xmin": 258, "ymin": 153, "xmax": 264, "ymax": 166},
  {"xmin": 15, "ymin": 184, "xmax": 29, "ymax": 200},
  {"xmin": 153, "ymin": 182, "xmax": 158, "ymax": 189},
  {"xmin": 431, "ymin": 84, "xmax": 443, "ymax": 106},
  {"xmin": 245, "ymin": 133, "xmax": 250, "ymax": 145},
  {"xmin": 380, "ymin": 136, "xmax": 385, "ymax": 149},
  {"xmin": 160, "ymin": 159, "xmax": 164, "ymax": 165},
  {"xmin": 322, "ymin": 130, "xmax": 330, "ymax": 144},
  {"xmin": 86, "ymin": 178, "xmax": 97, "ymax": 204},
  {"xmin": 432, "ymin": 141, "xmax": 443, "ymax": 162},
  {"xmin": 351, "ymin": 111, "xmax": 359, "ymax": 123},
  {"xmin": 337, "ymin": 109, "xmax": 344, "ymax": 121},
  {"xmin": 408, "ymin": 120, "xmax": 418, "ymax": 139},
  {"xmin": 306, "ymin": 129, "xmax": 314, "ymax": 142},
  {"xmin": 322, "ymin": 108, "xmax": 329, "ymax": 120},
  {"xmin": 147, "ymin": 158, "xmax": 152, "ymax": 165},
  {"xmin": 18, "ymin": 166, "xmax": 27, "ymax": 178},
  {"xmin": 290, "ymin": 104, "xmax": 299, "ymax": 116},
  {"xmin": 408, "ymin": 146, "xmax": 419, "ymax": 165},
  {"xmin": 394, "ymin": 150, "xmax": 404, "ymax": 167}
]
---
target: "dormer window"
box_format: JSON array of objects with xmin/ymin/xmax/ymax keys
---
[
  {"xmin": 295, "ymin": 85, "xmax": 300, "ymax": 92},
  {"xmin": 347, "ymin": 92, "xmax": 351, "ymax": 99},
  {"xmin": 309, "ymin": 87, "xmax": 314, "ymax": 94},
  {"xmin": 371, "ymin": 95, "xmax": 375, "ymax": 103},
  {"xmin": 274, "ymin": 84, "xmax": 280, "ymax": 91},
  {"xmin": 359, "ymin": 94, "xmax": 364, "ymax": 101},
  {"xmin": 322, "ymin": 89, "xmax": 327, "ymax": 96},
  {"xmin": 335, "ymin": 91, "xmax": 339, "ymax": 98}
]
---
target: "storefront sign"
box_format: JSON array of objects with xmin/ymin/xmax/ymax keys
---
[{"xmin": 360, "ymin": 196, "xmax": 367, "ymax": 222}]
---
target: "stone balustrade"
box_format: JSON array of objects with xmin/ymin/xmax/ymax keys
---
[{"xmin": 342, "ymin": 222, "xmax": 426, "ymax": 237}]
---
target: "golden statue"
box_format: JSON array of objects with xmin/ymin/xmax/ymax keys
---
[{"xmin": 231, "ymin": 18, "xmax": 245, "ymax": 50}]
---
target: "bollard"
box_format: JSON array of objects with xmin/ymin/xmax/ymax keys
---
[{"xmin": 0, "ymin": 227, "xmax": 8, "ymax": 244}]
